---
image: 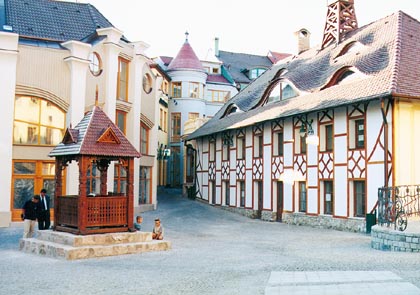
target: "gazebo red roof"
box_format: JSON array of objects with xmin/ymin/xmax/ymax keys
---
[{"xmin": 49, "ymin": 106, "xmax": 140, "ymax": 158}]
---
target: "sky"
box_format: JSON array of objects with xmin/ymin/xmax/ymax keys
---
[{"xmin": 78, "ymin": 0, "xmax": 420, "ymax": 59}]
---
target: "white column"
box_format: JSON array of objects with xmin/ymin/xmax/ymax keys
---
[
  {"xmin": 97, "ymin": 28, "xmax": 123, "ymax": 194},
  {"xmin": 61, "ymin": 40, "xmax": 91, "ymax": 195},
  {"xmin": 130, "ymin": 42, "xmax": 149, "ymax": 210},
  {"xmin": 0, "ymin": 32, "xmax": 18, "ymax": 227}
]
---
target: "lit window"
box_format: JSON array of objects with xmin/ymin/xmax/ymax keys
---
[
  {"xmin": 13, "ymin": 96, "xmax": 65, "ymax": 146},
  {"xmin": 117, "ymin": 57, "xmax": 129, "ymax": 101},
  {"xmin": 89, "ymin": 52, "xmax": 102, "ymax": 76},
  {"xmin": 142, "ymin": 73, "xmax": 153, "ymax": 94}
]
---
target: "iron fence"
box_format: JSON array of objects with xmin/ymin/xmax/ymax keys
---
[{"xmin": 378, "ymin": 185, "xmax": 420, "ymax": 231}]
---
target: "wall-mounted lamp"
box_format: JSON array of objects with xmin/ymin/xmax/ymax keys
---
[{"xmin": 299, "ymin": 117, "xmax": 319, "ymax": 146}]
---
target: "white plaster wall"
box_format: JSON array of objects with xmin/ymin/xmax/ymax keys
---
[
  {"xmin": 307, "ymin": 167, "xmax": 318, "ymax": 187},
  {"xmin": 366, "ymin": 102, "xmax": 384, "ymax": 162},
  {"xmin": 0, "ymin": 32, "xmax": 18, "ymax": 226},
  {"xmin": 307, "ymin": 188, "xmax": 318, "ymax": 214},
  {"xmin": 334, "ymin": 109, "xmax": 348, "ymax": 164},
  {"xmin": 367, "ymin": 164, "xmax": 384, "ymax": 212},
  {"xmin": 283, "ymin": 183, "xmax": 293, "ymax": 211},
  {"xmin": 263, "ymin": 145, "xmax": 272, "ymax": 209},
  {"xmin": 246, "ymin": 170, "xmax": 253, "ymax": 208},
  {"xmin": 334, "ymin": 166, "xmax": 348, "ymax": 217}
]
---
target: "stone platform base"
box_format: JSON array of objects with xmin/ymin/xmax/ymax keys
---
[
  {"xmin": 19, "ymin": 230, "xmax": 171, "ymax": 260},
  {"xmin": 371, "ymin": 222, "xmax": 420, "ymax": 252}
]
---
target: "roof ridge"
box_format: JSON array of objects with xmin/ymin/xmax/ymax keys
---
[{"xmin": 389, "ymin": 11, "xmax": 404, "ymax": 94}]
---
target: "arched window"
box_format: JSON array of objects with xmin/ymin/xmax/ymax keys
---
[
  {"xmin": 322, "ymin": 67, "xmax": 365, "ymax": 90},
  {"xmin": 14, "ymin": 96, "xmax": 65, "ymax": 145},
  {"xmin": 221, "ymin": 103, "xmax": 241, "ymax": 118}
]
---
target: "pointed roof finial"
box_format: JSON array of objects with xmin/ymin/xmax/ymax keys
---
[{"xmin": 185, "ymin": 31, "xmax": 189, "ymax": 42}]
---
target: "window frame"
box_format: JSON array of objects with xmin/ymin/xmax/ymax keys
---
[
  {"xmin": 88, "ymin": 52, "xmax": 103, "ymax": 76},
  {"xmin": 172, "ymin": 82, "xmax": 182, "ymax": 98},
  {"xmin": 354, "ymin": 180, "xmax": 366, "ymax": 217},
  {"xmin": 171, "ymin": 112, "xmax": 181, "ymax": 142},
  {"xmin": 116, "ymin": 110, "xmax": 126, "ymax": 134},
  {"xmin": 324, "ymin": 180, "xmax": 334, "ymax": 215},
  {"xmin": 117, "ymin": 57, "xmax": 129, "ymax": 101},
  {"xmin": 355, "ymin": 119, "xmax": 365, "ymax": 149},
  {"xmin": 299, "ymin": 181, "xmax": 307, "ymax": 213},
  {"xmin": 142, "ymin": 73, "xmax": 153, "ymax": 94},
  {"xmin": 140, "ymin": 123, "xmax": 149, "ymax": 155}
]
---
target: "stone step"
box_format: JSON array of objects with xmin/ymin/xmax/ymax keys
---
[
  {"xmin": 20, "ymin": 237, "xmax": 171, "ymax": 260},
  {"xmin": 36, "ymin": 230, "xmax": 153, "ymax": 247}
]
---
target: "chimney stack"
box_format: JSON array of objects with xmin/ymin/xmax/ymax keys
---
[
  {"xmin": 214, "ymin": 37, "xmax": 219, "ymax": 57},
  {"xmin": 321, "ymin": 0, "xmax": 358, "ymax": 49},
  {"xmin": 294, "ymin": 28, "xmax": 311, "ymax": 54}
]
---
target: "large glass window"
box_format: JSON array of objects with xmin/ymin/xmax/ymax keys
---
[
  {"xmin": 299, "ymin": 181, "xmax": 307, "ymax": 213},
  {"xmin": 171, "ymin": 113, "xmax": 181, "ymax": 142},
  {"xmin": 12, "ymin": 160, "xmax": 57, "ymax": 221},
  {"xmin": 139, "ymin": 166, "xmax": 150, "ymax": 204},
  {"xmin": 117, "ymin": 57, "xmax": 129, "ymax": 101},
  {"xmin": 354, "ymin": 180, "xmax": 366, "ymax": 217},
  {"xmin": 14, "ymin": 96, "xmax": 65, "ymax": 146},
  {"xmin": 172, "ymin": 82, "xmax": 182, "ymax": 98}
]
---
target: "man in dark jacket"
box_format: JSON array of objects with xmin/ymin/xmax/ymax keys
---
[
  {"xmin": 38, "ymin": 188, "xmax": 51, "ymax": 230},
  {"xmin": 22, "ymin": 195, "xmax": 41, "ymax": 238}
]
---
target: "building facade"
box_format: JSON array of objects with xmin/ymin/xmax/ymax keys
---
[
  {"xmin": 0, "ymin": 0, "xmax": 161, "ymax": 226},
  {"xmin": 187, "ymin": 1, "xmax": 420, "ymax": 232}
]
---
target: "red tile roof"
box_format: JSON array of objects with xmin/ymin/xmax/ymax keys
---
[
  {"xmin": 49, "ymin": 107, "xmax": 140, "ymax": 158},
  {"xmin": 167, "ymin": 41, "xmax": 204, "ymax": 72}
]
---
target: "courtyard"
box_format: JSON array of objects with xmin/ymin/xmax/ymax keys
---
[{"xmin": 1, "ymin": 191, "xmax": 420, "ymax": 295}]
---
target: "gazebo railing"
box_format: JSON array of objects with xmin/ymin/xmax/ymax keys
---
[
  {"xmin": 56, "ymin": 195, "xmax": 128, "ymax": 233},
  {"xmin": 378, "ymin": 185, "xmax": 420, "ymax": 231}
]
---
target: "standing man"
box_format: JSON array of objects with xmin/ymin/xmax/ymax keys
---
[
  {"xmin": 22, "ymin": 195, "xmax": 41, "ymax": 238},
  {"xmin": 38, "ymin": 188, "xmax": 51, "ymax": 230}
]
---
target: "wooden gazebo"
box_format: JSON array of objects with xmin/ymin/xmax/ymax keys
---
[{"xmin": 49, "ymin": 107, "xmax": 141, "ymax": 235}]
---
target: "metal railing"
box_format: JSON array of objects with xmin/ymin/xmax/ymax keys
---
[{"xmin": 378, "ymin": 185, "xmax": 420, "ymax": 231}]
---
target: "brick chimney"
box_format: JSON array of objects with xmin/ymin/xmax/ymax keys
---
[
  {"xmin": 294, "ymin": 28, "xmax": 311, "ymax": 54},
  {"xmin": 321, "ymin": 0, "xmax": 358, "ymax": 49}
]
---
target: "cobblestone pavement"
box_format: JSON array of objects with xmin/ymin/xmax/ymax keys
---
[{"xmin": 1, "ymin": 192, "xmax": 420, "ymax": 295}]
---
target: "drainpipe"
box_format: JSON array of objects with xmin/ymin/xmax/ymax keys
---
[{"xmin": 381, "ymin": 98, "xmax": 389, "ymax": 188}]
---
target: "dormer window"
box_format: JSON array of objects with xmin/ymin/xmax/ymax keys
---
[
  {"xmin": 322, "ymin": 67, "xmax": 365, "ymax": 89},
  {"xmin": 221, "ymin": 103, "xmax": 241, "ymax": 118},
  {"xmin": 249, "ymin": 68, "xmax": 266, "ymax": 79},
  {"xmin": 264, "ymin": 80, "xmax": 298, "ymax": 104},
  {"xmin": 337, "ymin": 41, "xmax": 364, "ymax": 58}
]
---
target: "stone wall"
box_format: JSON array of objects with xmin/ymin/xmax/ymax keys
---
[
  {"xmin": 371, "ymin": 225, "xmax": 420, "ymax": 252},
  {"xmin": 282, "ymin": 213, "xmax": 366, "ymax": 232}
]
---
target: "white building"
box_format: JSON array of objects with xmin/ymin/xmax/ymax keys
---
[{"xmin": 186, "ymin": 0, "xmax": 420, "ymax": 232}]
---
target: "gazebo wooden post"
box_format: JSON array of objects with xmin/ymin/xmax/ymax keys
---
[
  {"xmin": 127, "ymin": 157, "xmax": 134, "ymax": 230},
  {"xmin": 53, "ymin": 157, "xmax": 64, "ymax": 230},
  {"xmin": 78, "ymin": 156, "xmax": 88, "ymax": 234},
  {"xmin": 98, "ymin": 159, "xmax": 109, "ymax": 196}
]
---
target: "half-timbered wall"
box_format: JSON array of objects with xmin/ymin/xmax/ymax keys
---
[{"xmin": 193, "ymin": 99, "xmax": 392, "ymax": 232}]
